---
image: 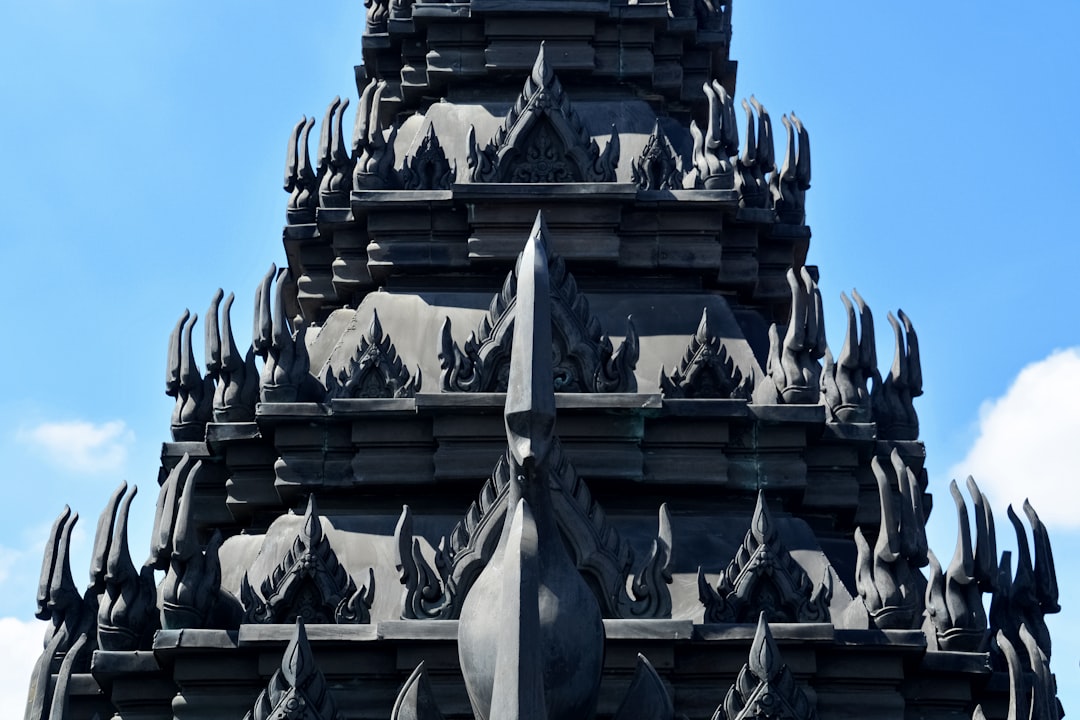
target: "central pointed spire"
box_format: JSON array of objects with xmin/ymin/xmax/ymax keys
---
[
  {"xmin": 504, "ymin": 212, "xmax": 556, "ymax": 471},
  {"xmin": 458, "ymin": 211, "xmax": 604, "ymax": 720}
]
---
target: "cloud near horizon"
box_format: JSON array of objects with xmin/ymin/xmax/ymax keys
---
[
  {"xmin": 0, "ymin": 617, "xmax": 45, "ymax": 718},
  {"xmin": 948, "ymin": 348, "xmax": 1080, "ymax": 529},
  {"xmin": 17, "ymin": 419, "xmax": 134, "ymax": 475}
]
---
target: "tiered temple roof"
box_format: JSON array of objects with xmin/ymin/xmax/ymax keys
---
[{"xmin": 25, "ymin": 2, "xmax": 1062, "ymax": 720}]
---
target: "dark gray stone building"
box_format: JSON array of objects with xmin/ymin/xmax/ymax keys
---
[{"xmin": 24, "ymin": 2, "xmax": 1062, "ymax": 719}]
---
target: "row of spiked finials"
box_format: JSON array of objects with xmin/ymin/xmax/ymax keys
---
[
  {"xmin": 166, "ymin": 260, "xmax": 919, "ymax": 444},
  {"xmin": 285, "ymin": 46, "xmax": 810, "ymax": 223},
  {"xmin": 27, "ymin": 457, "xmax": 1060, "ymax": 719}
]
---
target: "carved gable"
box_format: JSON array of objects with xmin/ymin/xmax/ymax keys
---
[{"xmin": 468, "ymin": 43, "xmax": 619, "ymax": 184}]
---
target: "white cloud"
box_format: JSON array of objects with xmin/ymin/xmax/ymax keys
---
[
  {"xmin": 0, "ymin": 617, "xmax": 45, "ymax": 718},
  {"xmin": 948, "ymin": 348, "xmax": 1080, "ymax": 529},
  {"xmin": 18, "ymin": 420, "xmax": 134, "ymax": 474}
]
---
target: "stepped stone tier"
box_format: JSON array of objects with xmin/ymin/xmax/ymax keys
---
[{"xmin": 24, "ymin": 1, "xmax": 1062, "ymax": 719}]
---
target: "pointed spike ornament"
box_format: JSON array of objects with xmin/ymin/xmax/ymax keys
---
[
  {"xmin": 245, "ymin": 619, "xmax": 342, "ymax": 720},
  {"xmin": 458, "ymin": 211, "xmax": 605, "ymax": 720},
  {"xmin": 712, "ymin": 613, "xmax": 816, "ymax": 720}
]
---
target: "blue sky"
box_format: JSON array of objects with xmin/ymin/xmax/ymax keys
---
[{"xmin": 1, "ymin": 0, "xmax": 1078, "ymax": 715}]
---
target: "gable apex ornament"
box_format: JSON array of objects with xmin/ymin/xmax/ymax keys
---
[{"xmin": 468, "ymin": 43, "xmax": 619, "ymax": 184}]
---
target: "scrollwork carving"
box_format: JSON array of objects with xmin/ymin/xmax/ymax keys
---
[
  {"xmin": 467, "ymin": 43, "xmax": 619, "ymax": 184},
  {"xmin": 632, "ymin": 120, "xmax": 684, "ymax": 191},
  {"xmin": 660, "ymin": 308, "xmax": 750, "ymax": 399},
  {"xmin": 241, "ymin": 496, "xmax": 374, "ymax": 625},
  {"xmin": 322, "ymin": 309, "xmax": 420, "ymax": 399},
  {"xmin": 401, "ymin": 124, "xmax": 456, "ymax": 190},
  {"xmin": 698, "ymin": 491, "xmax": 830, "ymax": 624}
]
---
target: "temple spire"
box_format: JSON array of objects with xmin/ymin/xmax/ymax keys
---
[{"xmin": 458, "ymin": 211, "xmax": 604, "ymax": 720}]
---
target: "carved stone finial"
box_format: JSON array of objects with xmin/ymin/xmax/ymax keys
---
[
  {"xmin": 853, "ymin": 451, "xmax": 927, "ymax": 629},
  {"xmin": 754, "ymin": 267, "xmax": 825, "ymax": 404},
  {"xmin": 323, "ymin": 309, "xmax": 421, "ymax": 399},
  {"xmin": 96, "ymin": 485, "xmax": 158, "ymax": 651},
  {"xmin": 365, "ymin": 0, "xmax": 390, "ymax": 34},
  {"xmin": 317, "ymin": 96, "xmax": 353, "ymax": 208},
  {"xmin": 660, "ymin": 308, "xmax": 750, "ymax": 399},
  {"xmin": 440, "ymin": 217, "xmax": 638, "ymax": 393},
  {"xmin": 968, "ymin": 477, "xmax": 999, "ymax": 593},
  {"xmin": 691, "ymin": 80, "xmax": 738, "ymax": 189},
  {"xmin": 258, "ymin": 266, "xmax": 313, "ymax": 403},
  {"xmin": 871, "ymin": 309, "xmax": 922, "ymax": 440},
  {"xmin": 392, "ymin": 662, "xmax": 446, "ymax": 720},
  {"xmin": 632, "ymin": 120, "xmax": 684, "ymax": 191},
  {"xmin": 35, "ymin": 507, "xmax": 95, "ymax": 660},
  {"xmin": 612, "ymin": 654, "xmax": 674, "ymax": 720},
  {"xmin": 992, "ymin": 628, "xmax": 1063, "ymax": 720},
  {"xmin": 244, "ymin": 619, "xmax": 342, "ymax": 720},
  {"xmin": 353, "ymin": 80, "xmax": 398, "ymax": 190},
  {"xmin": 458, "ymin": 211, "xmax": 605, "ymax": 720},
  {"xmin": 166, "ymin": 309, "xmax": 214, "ymax": 441},
  {"xmin": 699, "ymin": 491, "xmax": 830, "ymax": 624},
  {"xmin": 924, "ymin": 480, "xmax": 987, "ymax": 652},
  {"xmin": 88, "ymin": 483, "xmax": 126, "ymax": 595},
  {"xmin": 209, "ymin": 290, "xmax": 259, "ymax": 422},
  {"xmin": 394, "ymin": 505, "xmax": 451, "ymax": 620},
  {"xmin": 158, "ymin": 458, "xmax": 243, "ymax": 630},
  {"xmin": 771, "ymin": 113, "xmax": 810, "ymax": 224},
  {"xmin": 468, "ymin": 44, "xmax": 619, "ymax": 184},
  {"xmin": 734, "ymin": 96, "xmax": 775, "ymax": 209},
  {"xmin": 713, "ymin": 613, "xmax": 816, "ymax": 720},
  {"xmin": 822, "ymin": 290, "xmax": 875, "ymax": 423},
  {"xmin": 285, "ymin": 116, "xmax": 318, "ymax": 224},
  {"xmin": 989, "ymin": 502, "xmax": 1059, "ymax": 666},
  {"xmin": 401, "ymin": 124, "xmax": 456, "ymax": 190},
  {"xmin": 241, "ymin": 496, "xmax": 375, "ymax": 625}
]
